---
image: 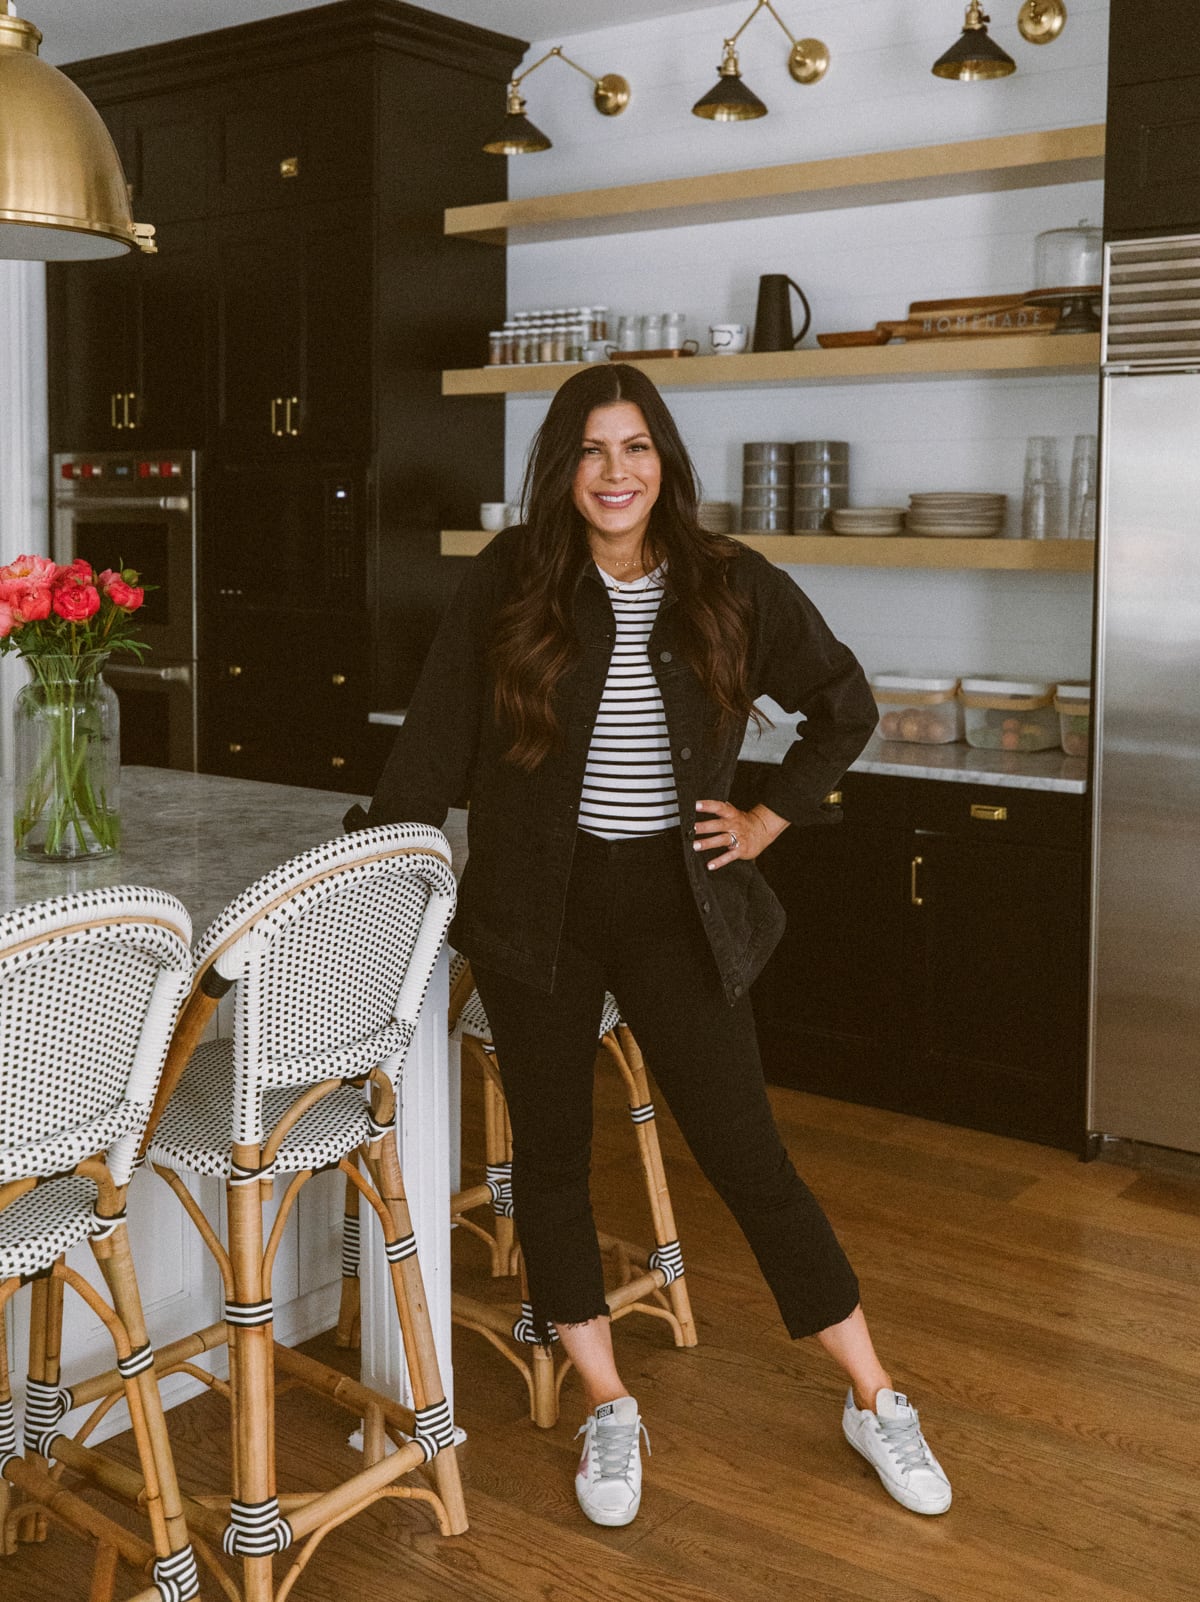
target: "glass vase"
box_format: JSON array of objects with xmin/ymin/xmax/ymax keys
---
[{"xmin": 12, "ymin": 652, "xmax": 121, "ymax": 861}]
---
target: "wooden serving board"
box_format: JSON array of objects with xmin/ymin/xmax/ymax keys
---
[
  {"xmin": 881, "ymin": 303, "xmax": 1061, "ymax": 339},
  {"xmin": 907, "ymin": 293, "xmax": 1027, "ymax": 315},
  {"xmin": 611, "ymin": 347, "xmax": 697, "ymax": 360}
]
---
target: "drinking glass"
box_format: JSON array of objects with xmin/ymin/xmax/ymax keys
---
[
  {"xmin": 1022, "ymin": 436, "xmax": 1063, "ymax": 540},
  {"xmin": 616, "ymin": 314, "xmax": 640, "ymax": 352},
  {"xmin": 640, "ymin": 313, "xmax": 665, "ymax": 350},
  {"xmin": 1068, "ymin": 433, "xmax": 1098, "ymax": 540}
]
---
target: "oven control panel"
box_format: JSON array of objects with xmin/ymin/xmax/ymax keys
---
[{"xmin": 55, "ymin": 453, "xmax": 194, "ymax": 488}]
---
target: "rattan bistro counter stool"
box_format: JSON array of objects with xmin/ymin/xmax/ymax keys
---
[
  {"xmin": 443, "ymin": 956, "xmax": 697, "ymax": 1428},
  {"xmin": 106, "ymin": 825, "xmax": 465, "ymax": 1602},
  {"xmin": 0, "ymin": 886, "xmax": 199, "ymax": 1602}
]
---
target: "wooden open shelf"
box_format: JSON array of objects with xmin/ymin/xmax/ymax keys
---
[
  {"xmin": 440, "ymin": 530, "xmax": 1095, "ymax": 572},
  {"xmin": 443, "ymin": 333, "xmax": 1100, "ymax": 396},
  {"xmin": 444, "ymin": 124, "xmax": 1105, "ymax": 245}
]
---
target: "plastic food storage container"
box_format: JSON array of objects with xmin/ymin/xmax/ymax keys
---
[
  {"xmin": 1054, "ymin": 681, "xmax": 1091, "ymax": 756},
  {"xmin": 870, "ymin": 673, "xmax": 963, "ymax": 744},
  {"xmin": 959, "ymin": 677, "xmax": 1058, "ymax": 751}
]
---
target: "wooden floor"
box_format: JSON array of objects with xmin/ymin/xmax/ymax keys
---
[{"xmin": 7, "ymin": 1064, "xmax": 1200, "ymax": 1602}]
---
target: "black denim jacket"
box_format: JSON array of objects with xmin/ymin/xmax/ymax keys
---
[{"xmin": 350, "ymin": 528, "xmax": 876, "ymax": 1004}]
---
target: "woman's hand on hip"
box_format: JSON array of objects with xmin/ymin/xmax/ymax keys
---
[{"xmin": 693, "ymin": 800, "xmax": 790, "ymax": 870}]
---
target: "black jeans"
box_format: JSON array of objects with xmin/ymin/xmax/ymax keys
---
[{"xmin": 471, "ymin": 827, "xmax": 861, "ymax": 1342}]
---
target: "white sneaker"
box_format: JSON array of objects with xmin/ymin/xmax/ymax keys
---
[
  {"xmin": 574, "ymin": 1395, "xmax": 649, "ymax": 1527},
  {"xmin": 842, "ymin": 1387, "xmax": 952, "ymax": 1515}
]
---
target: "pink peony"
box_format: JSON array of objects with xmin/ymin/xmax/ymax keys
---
[
  {"xmin": 0, "ymin": 601, "xmax": 14, "ymax": 638},
  {"xmin": 0, "ymin": 582, "xmax": 53, "ymax": 623},
  {"xmin": 52, "ymin": 582, "xmax": 101, "ymax": 622},
  {"xmin": 98, "ymin": 568, "xmax": 145, "ymax": 611},
  {"xmin": 0, "ymin": 553, "xmax": 58, "ymax": 588}
]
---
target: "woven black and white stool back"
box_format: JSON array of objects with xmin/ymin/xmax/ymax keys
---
[
  {"xmin": 0, "ymin": 886, "xmax": 193, "ymax": 1189},
  {"xmin": 191, "ymin": 824, "xmax": 455, "ymax": 1147}
]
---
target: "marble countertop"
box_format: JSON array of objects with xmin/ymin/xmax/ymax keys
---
[
  {"xmin": 1, "ymin": 767, "xmax": 469, "ymax": 927},
  {"xmin": 739, "ymin": 726, "xmax": 1088, "ymax": 794}
]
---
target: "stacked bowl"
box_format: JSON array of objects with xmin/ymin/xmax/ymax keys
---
[
  {"xmin": 906, "ymin": 492, "xmax": 1007, "ymax": 538},
  {"xmin": 830, "ymin": 506, "xmax": 905, "ymax": 537},
  {"xmin": 741, "ymin": 443, "xmax": 792, "ymax": 532},
  {"xmin": 699, "ymin": 500, "xmax": 735, "ymax": 534},
  {"xmin": 793, "ymin": 441, "xmax": 850, "ymax": 531}
]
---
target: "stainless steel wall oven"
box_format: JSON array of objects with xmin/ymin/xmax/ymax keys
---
[{"xmin": 51, "ymin": 451, "xmax": 199, "ymax": 771}]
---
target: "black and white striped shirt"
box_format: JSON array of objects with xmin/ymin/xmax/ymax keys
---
[{"xmin": 578, "ymin": 565, "xmax": 681, "ymax": 840}]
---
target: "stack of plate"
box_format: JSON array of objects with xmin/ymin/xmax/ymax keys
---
[
  {"xmin": 830, "ymin": 506, "xmax": 906, "ymax": 537},
  {"xmin": 698, "ymin": 500, "xmax": 734, "ymax": 534},
  {"xmin": 907, "ymin": 492, "xmax": 1007, "ymax": 538}
]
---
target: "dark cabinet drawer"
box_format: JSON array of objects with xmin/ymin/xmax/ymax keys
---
[{"xmin": 909, "ymin": 781, "xmax": 1086, "ymax": 849}]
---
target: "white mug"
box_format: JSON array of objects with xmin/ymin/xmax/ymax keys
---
[
  {"xmin": 709, "ymin": 322, "xmax": 749, "ymax": 355},
  {"xmin": 582, "ymin": 341, "xmax": 616, "ymax": 362},
  {"xmin": 480, "ymin": 502, "xmax": 510, "ymax": 532}
]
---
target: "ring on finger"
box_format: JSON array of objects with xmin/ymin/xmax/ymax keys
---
[{"xmin": 728, "ymin": 830, "xmax": 739, "ymax": 850}]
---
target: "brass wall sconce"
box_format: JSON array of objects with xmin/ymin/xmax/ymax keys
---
[
  {"xmin": 482, "ymin": 45, "xmax": 630, "ymax": 155},
  {"xmin": 932, "ymin": 0, "xmax": 1068, "ymax": 81},
  {"xmin": 1017, "ymin": 0, "xmax": 1067, "ymax": 45},
  {"xmin": 691, "ymin": 0, "xmax": 829, "ymax": 123},
  {"xmin": 0, "ymin": 5, "xmax": 155, "ymax": 259}
]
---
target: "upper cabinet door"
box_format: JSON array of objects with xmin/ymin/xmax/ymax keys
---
[
  {"xmin": 122, "ymin": 92, "xmax": 213, "ymax": 223},
  {"xmin": 1105, "ymin": 0, "xmax": 1200, "ymax": 236},
  {"xmin": 213, "ymin": 201, "xmax": 373, "ymax": 461},
  {"xmin": 47, "ymin": 255, "xmax": 137, "ymax": 452},
  {"xmin": 211, "ymin": 56, "xmax": 375, "ymax": 217},
  {"xmin": 133, "ymin": 218, "xmax": 210, "ymax": 449}
]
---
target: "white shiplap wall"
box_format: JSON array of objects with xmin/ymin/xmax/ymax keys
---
[
  {"xmin": 0, "ymin": 261, "xmax": 49, "ymax": 781},
  {"xmin": 496, "ymin": 0, "xmax": 1109, "ymax": 682}
]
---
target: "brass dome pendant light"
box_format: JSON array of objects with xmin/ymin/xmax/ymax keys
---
[
  {"xmin": 692, "ymin": 0, "xmax": 829, "ymax": 122},
  {"xmin": 0, "ymin": 4, "xmax": 154, "ymax": 259},
  {"xmin": 931, "ymin": 2, "xmax": 1017, "ymax": 80},
  {"xmin": 482, "ymin": 45, "xmax": 630, "ymax": 155}
]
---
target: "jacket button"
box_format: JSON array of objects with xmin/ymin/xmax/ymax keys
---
[
  {"xmin": 680, "ymin": 746, "xmax": 692, "ymax": 760},
  {"xmin": 660, "ymin": 650, "xmax": 673, "ymax": 663},
  {"xmin": 701, "ymin": 900, "xmax": 711, "ymax": 914},
  {"xmin": 732, "ymin": 984, "xmax": 744, "ymax": 998}
]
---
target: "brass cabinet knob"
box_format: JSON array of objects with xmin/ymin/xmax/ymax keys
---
[
  {"xmin": 228, "ymin": 742, "xmax": 243, "ymax": 754},
  {"xmin": 330, "ymin": 755, "xmax": 346, "ymax": 769},
  {"xmin": 823, "ymin": 789, "xmax": 843, "ymax": 807},
  {"xmin": 970, "ymin": 803, "xmax": 1008, "ymax": 823},
  {"xmin": 330, "ymin": 673, "xmax": 346, "ymax": 686},
  {"xmin": 227, "ymin": 664, "xmax": 243, "ymax": 677}
]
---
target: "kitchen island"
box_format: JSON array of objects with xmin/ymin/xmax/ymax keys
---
[{"xmin": 1, "ymin": 767, "xmax": 468, "ymax": 1424}]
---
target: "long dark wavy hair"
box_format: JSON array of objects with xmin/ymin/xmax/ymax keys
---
[{"xmin": 490, "ymin": 363, "xmax": 762, "ymax": 770}]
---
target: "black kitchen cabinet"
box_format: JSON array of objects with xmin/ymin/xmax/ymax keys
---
[
  {"xmin": 46, "ymin": 217, "xmax": 207, "ymax": 450},
  {"xmin": 741, "ymin": 767, "xmax": 1088, "ymax": 1150},
  {"xmin": 212, "ymin": 201, "xmax": 374, "ymax": 460},
  {"xmin": 1105, "ymin": 1, "xmax": 1200, "ymax": 238},
  {"xmin": 48, "ymin": 2, "xmax": 523, "ymax": 790}
]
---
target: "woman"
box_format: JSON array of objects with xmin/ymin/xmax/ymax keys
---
[{"xmin": 355, "ymin": 364, "xmax": 951, "ymax": 1527}]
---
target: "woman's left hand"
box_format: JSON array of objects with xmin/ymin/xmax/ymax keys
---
[{"xmin": 693, "ymin": 800, "xmax": 789, "ymax": 871}]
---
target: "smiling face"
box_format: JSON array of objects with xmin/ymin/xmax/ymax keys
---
[{"xmin": 571, "ymin": 402, "xmax": 662, "ymax": 552}]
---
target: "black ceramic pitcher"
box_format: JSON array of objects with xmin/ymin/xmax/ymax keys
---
[{"xmin": 752, "ymin": 274, "xmax": 812, "ymax": 351}]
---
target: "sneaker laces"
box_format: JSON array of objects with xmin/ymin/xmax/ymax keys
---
[
  {"xmin": 577, "ymin": 1414, "xmax": 651, "ymax": 1486},
  {"xmin": 876, "ymin": 1410, "xmax": 934, "ymax": 1476}
]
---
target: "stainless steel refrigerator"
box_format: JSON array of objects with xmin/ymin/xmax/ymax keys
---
[{"xmin": 1090, "ymin": 233, "xmax": 1200, "ymax": 1155}]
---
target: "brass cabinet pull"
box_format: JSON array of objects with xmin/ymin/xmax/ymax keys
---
[
  {"xmin": 110, "ymin": 392, "xmax": 122, "ymax": 430},
  {"xmin": 330, "ymin": 755, "xmax": 346, "ymax": 769},
  {"xmin": 280, "ymin": 156, "xmax": 299, "ymax": 178},
  {"xmin": 285, "ymin": 396, "xmax": 300, "ymax": 436},
  {"xmin": 124, "ymin": 391, "xmax": 136, "ymax": 430},
  {"xmin": 227, "ymin": 664, "xmax": 243, "ymax": 678},
  {"xmin": 270, "ymin": 396, "xmax": 282, "ymax": 436},
  {"xmin": 910, "ymin": 855, "xmax": 924, "ymax": 907},
  {"xmin": 330, "ymin": 673, "xmax": 346, "ymax": 686},
  {"xmin": 227, "ymin": 742, "xmax": 243, "ymax": 754},
  {"xmin": 970, "ymin": 803, "xmax": 1008, "ymax": 823}
]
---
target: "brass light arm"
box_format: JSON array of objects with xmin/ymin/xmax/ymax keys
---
[
  {"xmin": 507, "ymin": 44, "xmax": 630, "ymax": 117},
  {"xmin": 715, "ymin": 0, "xmax": 829, "ymax": 87}
]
